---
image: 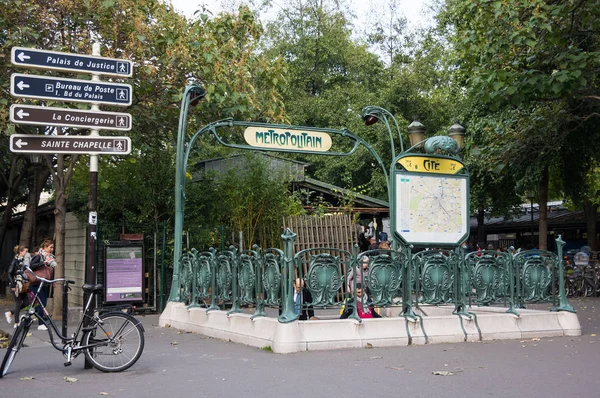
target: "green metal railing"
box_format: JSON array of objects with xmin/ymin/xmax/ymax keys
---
[{"xmin": 173, "ymin": 232, "xmax": 575, "ymax": 330}]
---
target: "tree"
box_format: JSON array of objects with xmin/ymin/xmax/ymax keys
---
[{"xmin": 440, "ymin": 0, "xmax": 600, "ymax": 249}]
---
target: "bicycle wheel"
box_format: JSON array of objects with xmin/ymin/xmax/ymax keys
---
[
  {"xmin": 82, "ymin": 312, "xmax": 144, "ymax": 372},
  {"xmin": 0, "ymin": 319, "xmax": 30, "ymax": 377}
]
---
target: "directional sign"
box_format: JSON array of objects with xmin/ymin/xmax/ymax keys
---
[
  {"xmin": 9, "ymin": 134, "xmax": 131, "ymax": 155},
  {"xmin": 11, "ymin": 73, "xmax": 132, "ymax": 106},
  {"xmin": 10, "ymin": 105, "xmax": 132, "ymax": 131},
  {"xmin": 11, "ymin": 47, "xmax": 133, "ymax": 77}
]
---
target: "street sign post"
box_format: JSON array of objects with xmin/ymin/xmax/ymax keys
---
[
  {"xmin": 11, "ymin": 73, "xmax": 132, "ymax": 106},
  {"xmin": 10, "ymin": 105, "xmax": 132, "ymax": 131},
  {"xmin": 9, "ymin": 134, "xmax": 131, "ymax": 155},
  {"xmin": 11, "ymin": 47, "xmax": 133, "ymax": 77}
]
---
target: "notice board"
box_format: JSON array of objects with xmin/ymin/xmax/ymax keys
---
[{"xmin": 104, "ymin": 243, "xmax": 144, "ymax": 303}]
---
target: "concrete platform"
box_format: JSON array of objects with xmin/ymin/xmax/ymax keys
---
[{"xmin": 158, "ymin": 302, "xmax": 581, "ymax": 354}]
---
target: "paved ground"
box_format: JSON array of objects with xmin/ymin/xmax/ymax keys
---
[{"xmin": 1, "ymin": 297, "xmax": 599, "ymax": 397}]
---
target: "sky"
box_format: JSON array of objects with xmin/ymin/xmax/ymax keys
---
[{"xmin": 167, "ymin": 0, "xmax": 433, "ymax": 32}]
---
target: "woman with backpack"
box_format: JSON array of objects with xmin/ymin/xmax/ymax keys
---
[{"xmin": 5, "ymin": 245, "xmax": 31, "ymax": 328}]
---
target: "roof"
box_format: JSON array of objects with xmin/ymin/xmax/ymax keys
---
[
  {"xmin": 471, "ymin": 207, "xmax": 588, "ymax": 232},
  {"xmin": 298, "ymin": 177, "xmax": 389, "ymax": 209}
]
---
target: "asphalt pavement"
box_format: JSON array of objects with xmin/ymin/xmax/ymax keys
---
[{"xmin": 1, "ymin": 297, "xmax": 599, "ymax": 397}]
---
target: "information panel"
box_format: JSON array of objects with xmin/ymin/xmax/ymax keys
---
[
  {"xmin": 105, "ymin": 245, "xmax": 144, "ymax": 303},
  {"xmin": 395, "ymin": 172, "xmax": 468, "ymax": 246}
]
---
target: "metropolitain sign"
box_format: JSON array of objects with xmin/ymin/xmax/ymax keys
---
[{"xmin": 243, "ymin": 127, "xmax": 332, "ymax": 152}]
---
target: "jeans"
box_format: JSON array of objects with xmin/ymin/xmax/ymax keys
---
[{"xmin": 31, "ymin": 284, "xmax": 48, "ymax": 325}]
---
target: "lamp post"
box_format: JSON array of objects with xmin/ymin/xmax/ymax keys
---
[
  {"xmin": 448, "ymin": 121, "xmax": 466, "ymax": 151},
  {"xmin": 169, "ymin": 84, "xmax": 206, "ymax": 302},
  {"xmin": 407, "ymin": 120, "xmax": 426, "ymax": 149}
]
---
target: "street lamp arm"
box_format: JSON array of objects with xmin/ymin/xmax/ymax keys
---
[{"xmin": 361, "ymin": 105, "xmax": 405, "ymax": 153}]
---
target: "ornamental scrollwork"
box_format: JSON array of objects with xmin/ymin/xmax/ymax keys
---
[{"xmin": 305, "ymin": 253, "xmax": 343, "ymax": 306}]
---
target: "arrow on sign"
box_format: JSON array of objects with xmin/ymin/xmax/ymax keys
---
[
  {"xmin": 16, "ymin": 109, "xmax": 29, "ymax": 119},
  {"xmin": 16, "ymin": 81, "xmax": 30, "ymax": 90},
  {"xmin": 17, "ymin": 52, "xmax": 31, "ymax": 62},
  {"xmin": 15, "ymin": 139, "xmax": 28, "ymax": 149}
]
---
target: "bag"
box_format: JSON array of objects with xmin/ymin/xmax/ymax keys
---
[
  {"xmin": 27, "ymin": 264, "xmax": 54, "ymax": 285},
  {"xmin": 14, "ymin": 274, "xmax": 30, "ymax": 295}
]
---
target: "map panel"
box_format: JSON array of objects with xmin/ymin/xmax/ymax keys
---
[{"xmin": 395, "ymin": 173, "xmax": 468, "ymax": 245}]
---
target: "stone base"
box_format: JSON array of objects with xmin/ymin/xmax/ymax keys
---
[{"xmin": 159, "ymin": 302, "xmax": 581, "ymax": 354}]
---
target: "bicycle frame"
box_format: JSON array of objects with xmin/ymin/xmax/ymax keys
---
[
  {"xmin": 26, "ymin": 279, "xmax": 123, "ymax": 357},
  {"xmin": 2, "ymin": 268, "xmax": 145, "ymax": 377}
]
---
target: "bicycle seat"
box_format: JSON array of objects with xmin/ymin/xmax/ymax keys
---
[{"xmin": 82, "ymin": 283, "xmax": 104, "ymax": 294}]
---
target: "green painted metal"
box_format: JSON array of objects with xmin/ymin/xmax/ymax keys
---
[
  {"xmin": 238, "ymin": 250, "xmax": 257, "ymax": 305},
  {"xmin": 465, "ymin": 251, "xmax": 512, "ymax": 307},
  {"xmin": 207, "ymin": 248, "xmax": 221, "ymax": 312},
  {"xmin": 171, "ymin": 84, "xmax": 206, "ymax": 303},
  {"xmin": 192, "ymin": 251, "xmax": 214, "ymax": 308},
  {"xmin": 179, "ymin": 250, "xmax": 196, "ymax": 305},
  {"xmin": 172, "ymin": 234, "xmax": 574, "ymax": 327},
  {"xmin": 424, "ymin": 135, "xmax": 459, "ymax": 154},
  {"xmin": 513, "ymin": 249, "xmax": 555, "ymax": 305},
  {"xmin": 552, "ymin": 235, "xmax": 575, "ymax": 312},
  {"xmin": 216, "ymin": 249, "xmax": 234, "ymax": 305},
  {"xmin": 414, "ymin": 250, "xmax": 455, "ymax": 305},
  {"xmin": 261, "ymin": 249, "xmax": 283, "ymax": 307},
  {"xmin": 365, "ymin": 250, "xmax": 403, "ymax": 306},
  {"xmin": 304, "ymin": 253, "xmax": 344, "ymax": 306},
  {"xmin": 278, "ymin": 228, "xmax": 299, "ymax": 323}
]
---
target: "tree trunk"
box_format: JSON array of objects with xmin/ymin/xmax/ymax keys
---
[
  {"xmin": 50, "ymin": 153, "xmax": 79, "ymax": 319},
  {"xmin": 584, "ymin": 199, "xmax": 599, "ymax": 250},
  {"xmin": 19, "ymin": 167, "xmax": 51, "ymax": 249},
  {"xmin": 477, "ymin": 207, "xmax": 485, "ymax": 248},
  {"xmin": 0, "ymin": 157, "xmax": 25, "ymax": 252},
  {"xmin": 538, "ymin": 165, "xmax": 549, "ymax": 251}
]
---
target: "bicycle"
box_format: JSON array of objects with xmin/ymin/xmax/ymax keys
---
[{"xmin": 0, "ymin": 268, "xmax": 145, "ymax": 377}]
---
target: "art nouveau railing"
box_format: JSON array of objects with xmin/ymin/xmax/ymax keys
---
[{"xmin": 174, "ymin": 230, "xmax": 575, "ymax": 321}]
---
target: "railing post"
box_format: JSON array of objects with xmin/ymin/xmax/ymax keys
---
[
  {"xmin": 207, "ymin": 247, "xmax": 220, "ymax": 312},
  {"xmin": 251, "ymin": 245, "xmax": 267, "ymax": 319},
  {"xmin": 188, "ymin": 249, "xmax": 200, "ymax": 308},
  {"xmin": 228, "ymin": 246, "xmax": 242, "ymax": 315},
  {"xmin": 402, "ymin": 245, "xmax": 416, "ymax": 318},
  {"xmin": 552, "ymin": 235, "xmax": 576, "ymax": 313},
  {"xmin": 278, "ymin": 228, "xmax": 299, "ymax": 323}
]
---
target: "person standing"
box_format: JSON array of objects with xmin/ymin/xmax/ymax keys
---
[
  {"xmin": 5, "ymin": 245, "xmax": 31, "ymax": 328},
  {"xmin": 30, "ymin": 239, "xmax": 57, "ymax": 330},
  {"xmin": 339, "ymin": 283, "xmax": 381, "ymax": 319},
  {"xmin": 347, "ymin": 256, "xmax": 369, "ymax": 293}
]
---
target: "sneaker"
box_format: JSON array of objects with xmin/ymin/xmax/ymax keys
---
[
  {"xmin": 37, "ymin": 324, "xmax": 48, "ymax": 331},
  {"xmin": 5, "ymin": 311, "xmax": 13, "ymax": 324}
]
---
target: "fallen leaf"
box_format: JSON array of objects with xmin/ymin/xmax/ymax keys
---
[
  {"xmin": 387, "ymin": 366, "xmax": 405, "ymax": 371},
  {"xmin": 532, "ymin": 338, "xmax": 540, "ymax": 341},
  {"xmin": 19, "ymin": 376, "xmax": 35, "ymax": 381},
  {"xmin": 365, "ymin": 343, "xmax": 373, "ymax": 349},
  {"xmin": 64, "ymin": 377, "xmax": 78, "ymax": 383},
  {"xmin": 99, "ymin": 393, "xmax": 109, "ymax": 396},
  {"xmin": 171, "ymin": 341, "xmax": 179, "ymax": 345},
  {"xmin": 591, "ymin": 334, "xmax": 596, "ymax": 337},
  {"xmin": 432, "ymin": 371, "xmax": 455, "ymax": 376}
]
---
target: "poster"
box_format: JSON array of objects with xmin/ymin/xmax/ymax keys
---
[{"xmin": 105, "ymin": 245, "xmax": 144, "ymax": 303}]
